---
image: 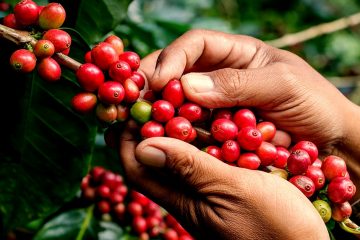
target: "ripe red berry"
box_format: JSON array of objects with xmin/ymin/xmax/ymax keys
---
[
  {"xmin": 14, "ymin": 0, "xmax": 39, "ymax": 26},
  {"xmin": 84, "ymin": 51, "xmax": 92, "ymax": 63},
  {"xmin": 287, "ymin": 149, "xmax": 311, "ymax": 175},
  {"xmin": 109, "ymin": 192, "xmax": 124, "ymax": 204},
  {"xmin": 141, "ymin": 121, "xmax": 165, "ymax": 139},
  {"xmin": 270, "ymin": 129, "xmax": 292, "ymax": 148},
  {"xmin": 116, "ymin": 104, "xmax": 130, "ymax": 122},
  {"xmin": 91, "ymin": 42, "xmax": 119, "ymax": 70},
  {"xmin": 82, "ymin": 186, "xmax": 96, "ymax": 201},
  {"xmin": 76, "ymin": 63, "xmax": 105, "ymax": 92},
  {"xmin": 38, "ymin": 2, "xmax": 66, "ymax": 29},
  {"xmin": 237, "ymin": 127, "xmax": 262, "ymax": 150},
  {"xmin": 90, "ymin": 166, "xmax": 106, "ymax": 184},
  {"xmin": 256, "ymin": 121, "xmax": 276, "ymax": 142},
  {"xmin": 37, "ymin": 57, "xmax": 61, "ymax": 82},
  {"xmin": 163, "ymin": 229, "xmax": 179, "ymax": 240},
  {"xmin": 101, "ymin": 171, "xmax": 118, "ymax": 189},
  {"xmin": 331, "ymin": 201, "xmax": 352, "ymax": 222},
  {"xmin": 71, "ymin": 92, "xmax": 97, "ymax": 114},
  {"xmin": 162, "ymin": 79, "xmax": 185, "ymax": 108},
  {"xmin": 321, "ymin": 155, "xmax": 347, "ymax": 181},
  {"xmin": 43, "ymin": 29, "xmax": 71, "ymax": 53},
  {"xmin": 132, "ymin": 216, "xmax": 147, "ymax": 234},
  {"xmin": 130, "ymin": 191, "xmax": 150, "ymax": 207},
  {"xmin": 292, "ymin": 141, "xmax": 318, "ymax": 163},
  {"xmin": 3, "ymin": 14, "xmax": 19, "ymax": 29},
  {"xmin": 165, "ymin": 117, "xmax": 192, "ymax": 141},
  {"xmin": 178, "ymin": 102, "xmax": 202, "ymax": 122},
  {"xmin": 96, "ymin": 185, "xmax": 111, "ymax": 198},
  {"xmin": 97, "ymin": 81, "xmax": 125, "ymax": 105},
  {"xmin": 237, "ymin": 153, "xmax": 261, "ymax": 170},
  {"xmin": 128, "ymin": 201, "xmax": 143, "ymax": 217},
  {"xmin": 151, "ymin": 100, "xmax": 175, "ymax": 123},
  {"xmin": 273, "ymin": 146, "xmax": 290, "ymax": 169},
  {"xmin": 108, "ymin": 60, "xmax": 132, "ymax": 83},
  {"xmin": 97, "ymin": 200, "xmax": 111, "ymax": 214},
  {"xmin": 0, "ymin": 2, "xmax": 9, "ymax": 11},
  {"xmin": 184, "ymin": 127, "xmax": 197, "ymax": 143},
  {"xmin": 95, "ymin": 103, "xmax": 117, "ymax": 123},
  {"xmin": 211, "ymin": 119, "xmax": 238, "ymax": 143},
  {"xmin": 327, "ymin": 177, "xmax": 356, "ymax": 203},
  {"xmin": 123, "ymin": 79, "xmax": 140, "ymax": 103},
  {"xmin": 34, "ymin": 40, "xmax": 55, "ymax": 58},
  {"xmin": 104, "ymin": 35, "xmax": 124, "ymax": 55},
  {"xmin": 305, "ymin": 166, "xmax": 325, "ymax": 191},
  {"xmin": 233, "ymin": 108, "xmax": 256, "ymax": 130},
  {"xmin": 119, "ymin": 51, "xmax": 140, "ymax": 70},
  {"xmin": 202, "ymin": 146, "xmax": 222, "ymax": 160},
  {"xmin": 129, "ymin": 71, "xmax": 145, "ymax": 90},
  {"xmin": 289, "ymin": 175, "xmax": 315, "ymax": 198},
  {"xmin": 212, "ymin": 108, "xmax": 232, "ymax": 120},
  {"xmin": 221, "ymin": 140, "xmax": 240, "ymax": 163},
  {"xmin": 10, "ymin": 49, "xmax": 36, "ymax": 73},
  {"xmin": 256, "ymin": 141, "xmax": 277, "ymax": 166},
  {"xmin": 312, "ymin": 158, "xmax": 323, "ymax": 168},
  {"xmin": 143, "ymin": 90, "xmax": 158, "ymax": 103},
  {"xmin": 113, "ymin": 203, "xmax": 126, "ymax": 219}
]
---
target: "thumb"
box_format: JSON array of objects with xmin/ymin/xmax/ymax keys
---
[
  {"xmin": 180, "ymin": 65, "xmax": 289, "ymax": 109},
  {"xmin": 135, "ymin": 137, "xmax": 232, "ymax": 190}
]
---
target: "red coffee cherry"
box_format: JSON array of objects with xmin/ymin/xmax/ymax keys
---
[
  {"xmin": 97, "ymin": 81, "xmax": 125, "ymax": 105},
  {"xmin": 233, "ymin": 108, "xmax": 256, "ymax": 130},
  {"xmin": 71, "ymin": 92, "xmax": 97, "ymax": 114},
  {"xmin": 331, "ymin": 201, "xmax": 352, "ymax": 222},
  {"xmin": 178, "ymin": 102, "xmax": 202, "ymax": 122},
  {"xmin": 312, "ymin": 158, "xmax": 323, "ymax": 168},
  {"xmin": 3, "ymin": 14, "xmax": 19, "ymax": 29},
  {"xmin": 287, "ymin": 149, "xmax": 311, "ymax": 175},
  {"xmin": 256, "ymin": 141, "xmax": 277, "ymax": 166},
  {"xmin": 237, "ymin": 153, "xmax": 261, "ymax": 170},
  {"xmin": 43, "ymin": 29, "xmax": 71, "ymax": 53},
  {"xmin": 116, "ymin": 104, "xmax": 130, "ymax": 122},
  {"xmin": 211, "ymin": 119, "xmax": 238, "ymax": 143},
  {"xmin": 327, "ymin": 177, "xmax": 356, "ymax": 203},
  {"xmin": 84, "ymin": 51, "xmax": 92, "ymax": 63},
  {"xmin": 132, "ymin": 216, "xmax": 147, "ymax": 234},
  {"xmin": 165, "ymin": 117, "xmax": 193, "ymax": 141},
  {"xmin": 151, "ymin": 100, "xmax": 175, "ymax": 123},
  {"xmin": 76, "ymin": 63, "xmax": 105, "ymax": 92},
  {"xmin": 130, "ymin": 191, "xmax": 150, "ymax": 207},
  {"xmin": 129, "ymin": 71, "xmax": 145, "ymax": 90},
  {"xmin": 256, "ymin": 121, "xmax": 276, "ymax": 142},
  {"xmin": 184, "ymin": 127, "xmax": 197, "ymax": 143},
  {"xmin": 237, "ymin": 127, "xmax": 262, "ymax": 151},
  {"xmin": 163, "ymin": 228, "xmax": 179, "ymax": 240},
  {"xmin": 97, "ymin": 200, "xmax": 111, "ymax": 214},
  {"xmin": 141, "ymin": 121, "xmax": 165, "ymax": 139},
  {"xmin": 273, "ymin": 146, "xmax": 290, "ymax": 168},
  {"xmin": 305, "ymin": 165, "xmax": 325, "ymax": 191},
  {"xmin": 10, "ymin": 49, "xmax": 36, "ymax": 73},
  {"xmin": 270, "ymin": 129, "xmax": 292, "ymax": 148},
  {"xmin": 14, "ymin": 0, "xmax": 39, "ymax": 26},
  {"xmin": 96, "ymin": 185, "xmax": 111, "ymax": 198},
  {"xmin": 90, "ymin": 166, "xmax": 106, "ymax": 183},
  {"xmin": 38, "ymin": 2, "xmax": 66, "ymax": 29},
  {"xmin": 123, "ymin": 79, "xmax": 140, "ymax": 103},
  {"xmin": 37, "ymin": 57, "xmax": 61, "ymax": 82},
  {"xmin": 289, "ymin": 175, "xmax": 316, "ymax": 198},
  {"xmin": 292, "ymin": 141, "xmax": 318, "ymax": 163},
  {"xmin": 108, "ymin": 60, "xmax": 132, "ymax": 83},
  {"xmin": 202, "ymin": 145, "xmax": 222, "ymax": 160},
  {"xmin": 119, "ymin": 51, "xmax": 140, "ymax": 71},
  {"xmin": 212, "ymin": 108, "xmax": 233, "ymax": 120},
  {"xmin": 162, "ymin": 79, "xmax": 185, "ymax": 108},
  {"xmin": 91, "ymin": 42, "xmax": 119, "ymax": 70},
  {"xmin": 33, "ymin": 40, "xmax": 55, "ymax": 58},
  {"xmin": 221, "ymin": 140, "xmax": 240, "ymax": 163},
  {"xmin": 104, "ymin": 35, "xmax": 124, "ymax": 55},
  {"xmin": 321, "ymin": 155, "xmax": 347, "ymax": 181}
]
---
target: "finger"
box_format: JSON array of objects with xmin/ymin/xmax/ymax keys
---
[
  {"xmin": 138, "ymin": 49, "xmax": 162, "ymax": 83},
  {"xmin": 150, "ymin": 29, "xmax": 275, "ymax": 91},
  {"xmin": 180, "ymin": 64, "xmax": 296, "ymax": 109},
  {"xmin": 135, "ymin": 136, "xmax": 234, "ymax": 194}
]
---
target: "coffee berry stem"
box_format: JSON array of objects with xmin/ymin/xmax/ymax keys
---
[
  {"xmin": 0, "ymin": 23, "xmax": 81, "ymax": 71},
  {"xmin": 339, "ymin": 218, "xmax": 360, "ymax": 234}
]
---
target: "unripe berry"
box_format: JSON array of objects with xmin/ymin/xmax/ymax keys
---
[
  {"xmin": 95, "ymin": 103, "xmax": 117, "ymax": 123},
  {"xmin": 34, "ymin": 40, "xmax": 55, "ymax": 58},
  {"xmin": 130, "ymin": 101, "xmax": 152, "ymax": 124}
]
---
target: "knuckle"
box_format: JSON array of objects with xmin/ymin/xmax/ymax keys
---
[{"xmin": 167, "ymin": 150, "xmax": 197, "ymax": 181}]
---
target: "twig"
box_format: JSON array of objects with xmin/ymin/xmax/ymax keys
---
[
  {"xmin": 0, "ymin": 24, "xmax": 81, "ymax": 71},
  {"xmin": 266, "ymin": 12, "xmax": 360, "ymax": 48}
]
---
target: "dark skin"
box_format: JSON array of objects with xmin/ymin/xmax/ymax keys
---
[{"xmin": 119, "ymin": 29, "xmax": 360, "ymax": 239}]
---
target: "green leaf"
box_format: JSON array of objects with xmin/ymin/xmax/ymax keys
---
[
  {"xmin": 0, "ymin": 29, "xmax": 97, "ymax": 232},
  {"xmin": 75, "ymin": 0, "xmax": 132, "ymax": 45}
]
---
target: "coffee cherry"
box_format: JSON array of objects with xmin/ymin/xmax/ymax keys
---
[
  {"xmin": 90, "ymin": 166, "xmax": 106, "ymax": 184},
  {"xmin": 273, "ymin": 146, "xmax": 290, "ymax": 168},
  {"xmin": 128, "ymin": 202, "xmax": 143, "ymax": 217},
  {"xmin": 237, "ymin": 152, "xmax": 261, "ymax": 170},
  {"xmin": 0, "ymin": 2, "xmax": 9, "ymax": 12},
  {"xmin": 116, "ymin": 104, "xmax": 130, "ymax": 122},
  {"xmin": 256, "ymin": 141, "xmax": 277, "ymax": 166},
  {"xmin": 132, "ymin": 216, "xmax": 147, "ymax": 234},
  {"xmin": 10, "ymin": 49, "xmax": 36, "ymax": 73},
  {"xmin": 97, "ymin": 81, "xmax": 125, "ymax": 105},
  {"xmin": 287, "ymin": 149, "xmax": 311, "ymax": 175},
  {"xmin": 129, "ymin": 71, "xmax": 145, "ymax": 90},
  {"xmin": 130, "ymin": 101, "xmax": 152, "ymax": 124},
  {"xmin": 38, "ymin": 2, "xmax": 66, "ymax": 29},
  {"xmin": 34, "ymin": 40, "xmax": 55, "ymax": 58},
  {"xmin": 162, "ymin": 79, "xmax": 185, "ymax": 108},
  {"xmin": 165, "ymin": 117, "xmax": 192, "ymax": 141},
  {"xmin": 212, "ymin": 108, "xmax": 232, "ymax": 120},
  {"xmin": 113, "ymin": 203, "xmax": 126, "ymax": 219},
  {"xmin": 257, "ymin": 121, "xmax": 276, "ymax": 142},
  {"xmin": 289, "ymin": 175, "xmax": 315, "ymax": 198},
  {"xmin": 91, "ymin": 42, "xmax": 118, "ymax": 70},
  {"xmin": 76, "ymin": 63, "xmax": 105, "ymax": 92},
  {"xmin": 270, "ymin": 168, "xmax": 288, "ymax": 179},
  {"xmin": 184, "ymin": 127, "xmax": 197, "ymax": 143},
  {"xmin": 71, "ymin": 92, "xmax": 97, "ymax": 114},
  {"xmin": 101, "ymin": 171, "xmax": 118, "ymax": 189},
  {"xmin": 178, "ymin": 102, "xmax": 202, "ymax": 122},
  {"xmin": 37, "ymin": 58, "xmax": 61, "ymax": 82},
  {"xmin": 305, "ymin": 166, "xmax": 325, "ymax": 191},
  {"xmin": 96, "ymin": 185, "xmax": 111, "ymax": 198},
  {"xmin": 312, "ymin": 158, "xmax": 323, "ymax": 168},
  {"xmin": 321, "ymin": 155, "xmax": 347, "ymax": 181},
  {"xmin": 95, "ymin": 103, "xmax": 117, "ymax": 123},
  {"xmin": 14, "ymin": 0, "xmax": 39, "ymax": 26},
  {"xmin": 141, "ymin": 121, "xmax": 165, "ymax": 139},
  {"xmin": 123, "ymin": 79, "xmax": 140, "ymax": 103},
  {"xmin": 202, "ymin": 146, "xmax": 222, "ymax": 160},
  {"xmin": 331, "ymin": 201, "xmax": 352, "ymax": 222},
  {"xmin": 270, "ymin": 129, "xmax": 292, "ymax": 148},
  {"xmin": 221, "ymin": 140, "xmax": 240, "ymax": 163},
  {"xmin": 104, "ymin": 35, "xmax": 124, "ymax": 55},
  {"xmin": 97, "ymin": 200, "xmax": 111, "ymax": 214},
  {"xmin": 327, "ymin": 177, "xmax": 356, "ymax": 203},
  {"xmin": 108, "ymin": 60, "xmax": 132, "ymax": 83},
  {"xmin": 143, "ymin": 90, "xmax": 158, "ymax": 103},
  {"xmin": 130, "ymin": 191, "xmax": 150, "ymax": 207},
  {"xmin": 312, "ymin": 199, "xmax": 331, "ymax": 223},
  {"xmin": 151, "ymin": 100, "xmax": 175, "ymax": 123},
  {"xmin": 84, "ymin": 51, "xmax": 92, "ymax": 63},
  {"xmin": 119, "ymin": 51, "xmax": 140, "ymax": 71},
  {"xmin": 211, "ymin": 119, "xmax": 238, "ymax": 143},
  {"xmin": 237, "ymin": 127, "xmax": 262, "ymax": 150},
  {"xmin": 163, "ymin": 228, "xmax": 179, "ymax": 240},
  {"xmin": 3, "ymin": 14, "xmax": 19, "ymax": 29},
  {"xmin": 233, "ymin": 109, "xmax": 256, "ymax": 129},
  {"xmin": 43, "ymin": 29, "xmax": 71, "ymax": 53},
  {"xmin": 292, "ymin": 141, "xmax": 318, "ymax": 163}
]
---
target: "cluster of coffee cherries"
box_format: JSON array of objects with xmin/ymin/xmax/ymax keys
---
[
  {"xmin": 81, "ymin": 166, "xmax": 194, "ymax": 240},
  {"xmin": 4, "ymin": 0, "xmax": 70, "ymax": 81}
]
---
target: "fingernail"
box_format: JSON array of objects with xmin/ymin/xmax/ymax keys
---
[
  {"xmin": 136, "ymin": 146, "xmax": 166, "ymax": 167},
  {"xmin": 182, "ymin": 73, "xmax": 214, "ymax": 93}
]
